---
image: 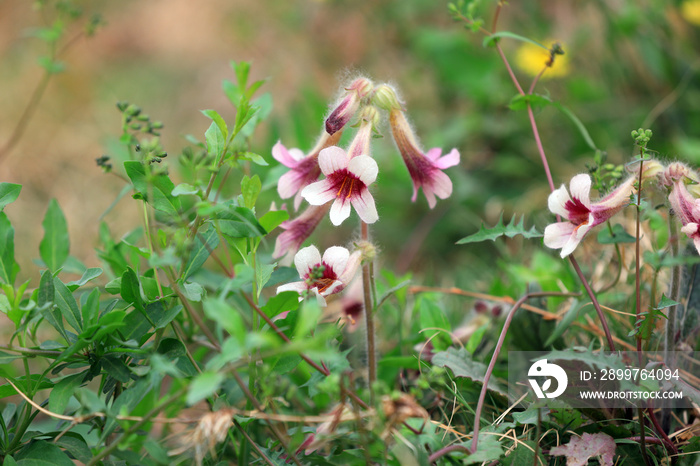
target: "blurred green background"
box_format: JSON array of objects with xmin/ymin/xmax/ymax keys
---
[{"xmin": 2, "ymin": 0, "xmax": 700, "ymax": 295}]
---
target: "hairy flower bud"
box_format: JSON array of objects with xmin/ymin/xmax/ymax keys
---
[
  {"xmin": 372, "ymin": 84, "xmax": 402, "ymax": 111},
  {"xmin": 346, "ymin": 106, "xmax": 379, "ymax": 159},
  {"xmin": 325, "ymin": 77, "xmax": 373, "ymax": 135}
]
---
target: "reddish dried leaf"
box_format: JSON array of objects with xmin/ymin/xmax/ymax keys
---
[{"xmin": 550, "ymin": 432, "xmax": 616, "ymax": 466}]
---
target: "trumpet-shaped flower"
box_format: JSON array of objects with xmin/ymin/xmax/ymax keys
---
[
  {"xmin": 668, "ymin": 176, "xmax": 700, "ymax": 254},
  {"xmin": 389, "ymin": 108, "xmax": 460, "ymax": 208},
  {"xmin": 301, "ymin": 146, "xmax": 378, "ymax": 226},
  {"xmin": 273, "ymin": 131, "xmax": 342, "ymax": 210},
  {"xmin": 276, "ymin": 245, "xmax": 361, "ymax": 306},
  {"xmin": 544, "ymin": 174, "xmax": 636, "ymax": 257},
  {"xmin": 273, "ymin": 204, "xmax": 330, "ymax": 264}
]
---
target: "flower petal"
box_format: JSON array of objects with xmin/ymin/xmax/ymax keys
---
[
  {"xmin": 329, "ymin": 198, "xmax": 352, "ymax": 226},
  {"xmin": 569, "ymin": 174, "xmax": 592, "ymax": 209},
  {"xmin": 277, "ymin": 170, "xmax": 303, "ymax": 199},
  {"xmin": 560, "ymin": 221, "xmax": 592, "ymax": 258},
  {"xmin": 422, "ymin": 184, "xmax": 437, "ymax": 209},
  {"xmin": 434, "ymin": 148, "xmax": 460, "ymax": 169},
  {"xmin": 322, "ymin": 246, "xmax": 350, "ymax": 274},
  {"xmin": 302, "ymin": 180, "xmax": 336, "ymax": 205},
  {"xmin": 276, "ymin": 281, "xmax": 307, "ymax": 295},
  {"xmin": 429, "ymin": 169, "xmax": 453, "ymax": 200},
  {"xmin": 543, "ymin": 222, "xmax": 576, "ymax": 249},
  {"xmin": 351, "ymin": 188, "xmax": 379, "ymax": 223},
  {"xmin": 548, "ymin": 184, "xmax": 572, "ymax": 219},
  {"xmin": 348, "ymin": 155, "xmax": 378, "ymax": 186},
  {"xmin": 294, "ymin": 245, "xmax": 322, "ymax": 277},
  {"xmin": 320, "ymin": 280, "xmax": 345, "ymax": 296},
  {"xmin": 318, "ymin": 146, "xmax": 348, "ymax": 175},
  {"xmin": 273, "ymin": 142, "xmax": 305, "ymax": 166}
]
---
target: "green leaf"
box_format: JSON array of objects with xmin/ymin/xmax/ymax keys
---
[
  {"xmin": 241, "ymin": 175, "xmax": 261, "ymax": 209},
  {"xmin": 597, "ymin": 224, "xmax": 635, "ymax": 244},
  {"xmin": 655, "ymin": 294, "xmax": 679, "ymax": 310},
  {"xmin": 51, "ymin": 433, "xmax": 92, "ymax": 464},
  {"xmin": 49, "ymin": 373, "xmax": 83, "ymax": 415},
  {"xmin": 0, "ymin": 183, "xmax": 21, "ymax": 211},
  {"xmin": 483, "ymin": 31, "xmax": 547, "ymax": 49},
  {"xmin": 187, "ymin": 371, "xmax": 224, "ymax": 405},
  {"xmin": 171, "ymin": 183, "xmax": 199, "ymax": 197},
  {"xmin": 66, "ymin": 267, "xmax": 102, "ymax": 291},
  {"xmin": 14, "ymin": 440, "xmax": 74, "ymax": 466},
  {"xmin": 432, "ymin": 347, "xmax": 507, "ymax": 397},
  {"xmin": 295, "ymin": 300, "xmax": 322, "ymax": 339},
  {"xmin": 205, "ymin": 121, "xmax": 226, "ymax": 164},
  {"xmin": 156, "ymin": 338, "xmax": 198, "ymax": 377},
  {"xmin": 120, "ymin": 267, "xmax": 144, "ymax": 313},
  {"xmin": 203, "ymin": 298, "xmax": 244, "ymax": 343},
  {"xmin": 508, "ymin": 93, "xmax": 552, "ymax": 111},
  {"xmin": 124, "ymin": 161, "xmax": 181, "ymax": 217},
  {"xmin": 240, "ymin": 151, "xmax": 268, "ymax": 166},
  {"xmin": 81, "ymin": 287, "xmax": 100, "ymax": 328},
  {"xmin": 148, "ymin": 301, "xmax": 182, "ymax": 329},
  {"xmin": 457, "ymin": 214, "xmax": 542, "ymax": 244},
  {"xmin": 466, "ymin": 323, "xmax": 488, "ymax": 354},
  {"xmin": 101, "ymin": 356, "xmax": 131, "ymax": 383},
  {"xmin": 545, "ymin": 299, "xmax": 588, "ymax": 347},
  {"xmin": 201, "ymin": 109, "xmax": 228, "ymax": 141},
  {"xmin": 216, "ymin": 206, "xmax": 267, "ymax": 238},
  {"xmin": 0, "ymin": 213, "xmax": 17, "ymax": 285},
  {"xmin": 182, "ymin": 223, "xmax": 220, "ymax": 280},
  {"xmin": 261, "ymin": 291, "xmax": 299, "ymax": 319},
  {"xmin": 256, "ymin": 262, "xmax": 275, "ymax": 299},
  {"xmin": 39, "ymin": 199, "xmax": 69, "ymax": 273},
  {"xmin": 53, "ymin": 277, "xmax": 82, "ymax": 332},
  {"xmin": 258, "ymin": 210, "xmax": 288, "ymax": 233},
  {"xmin": 0, "ymin": 351, "xmax": 20, "ymax": 364}
]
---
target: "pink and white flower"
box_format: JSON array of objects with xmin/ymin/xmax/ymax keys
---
[
  {"xmin": 301, "ymin": 146, "xmax": 379, "ymax": 226},
  {"xmin": 668, "ymin": 175, "xmax": 700, "ymax": 254},
  {"xmin": 389, "ymin": 108, "xmax": 460, "ymax": 208},
  {"xmin": 273, "ymin": 204, "xmax": 330, "ymax": 264},
  {"xmin": 276, "ymin": 245, "xmax": 362, "ymax": 306},
  {"xmin": 272, "ymin": 131, "xmax": 342, "ymax": 210},
  {"xmin": 544, "ymin": 174, "xmax": 636, "ymax": 257}
]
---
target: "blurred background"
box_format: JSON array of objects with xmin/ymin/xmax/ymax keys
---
[{"xmin": 2, "ymin": 0, "xmax": 700, "ymax": 293}]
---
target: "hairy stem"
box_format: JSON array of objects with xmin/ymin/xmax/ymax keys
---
[{"xmin": 361, "ymin": 222, "xmax": 377, "ymax": 404}]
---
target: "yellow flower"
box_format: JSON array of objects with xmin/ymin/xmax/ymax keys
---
[
  {"xmin": 681, "ymin": 0, "xmax": 700, "ymax": 26},
  {"xmin": 514, "ymin": 40, "xmax": 570, "ymax": 79}
]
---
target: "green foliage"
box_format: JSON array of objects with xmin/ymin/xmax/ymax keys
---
[
  {"xmin": 0, "ymin": 2, "xmax": 698, "ymax": 464},
  {"xmin": 457, "ymin": 214, "xmax": 542, "ymax": 244}
]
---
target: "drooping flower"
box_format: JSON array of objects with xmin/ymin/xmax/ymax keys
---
[
  {"xmin": 273, "ymin": 130, "xmax": 342, "ymax": 210},
  {"xmin": 544, "ymin": 173, "xmax": 636, "ymax": 257},
  {"xmin": 276, "ymin": 245, "xmax": 362, "ymax": 306},
  {"xmin": 301, "ymin": 146, "xmax": 379, "ymax": 226},
  {"xmin": 273, "ymin": 204, "xmax": 330, "ymax": 265},
  {"xmin": 325, "ymin": 77, "xmax": 373, "ymax": 135},
  {"xmin": 666, "ymin": 166, "xmax": 700, "ymax": 254},
  {"xmin": 388, "ymin": 108, "xmax": 460, "ymax": 208}
]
